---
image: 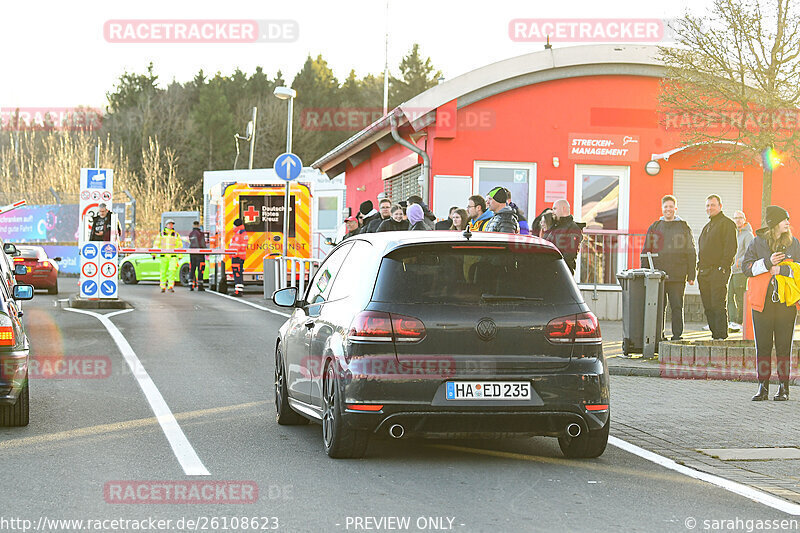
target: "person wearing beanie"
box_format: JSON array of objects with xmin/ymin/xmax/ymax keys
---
[
  {"xmin": 742, "ymin": 205, "xmax": 800, "ymax": 401},
  {"xmin": 697, "ymin": 194, "xmax": 738, "ymax": 340},
  {"xmin": 483, "ymin": 186, "xmax": 520, "ymax": 234},
  {"xmin": 359, "ymin": 200, "xmax": 381, "ymax": 231},
  {"xmin": 407, "ymin": 204, "xmax": 429, "ymax": 231},
  {"xmin": 542, "ymin": 199, "xmax": 585, "ymax": 274},
  {"xmin": 229, "ymin": 217, "xmax": 248, "ymax": 297}
]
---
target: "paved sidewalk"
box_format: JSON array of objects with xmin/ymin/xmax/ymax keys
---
[{"xmin": 610, "ymin": 376, "xmax": 800, "ymax": 505}]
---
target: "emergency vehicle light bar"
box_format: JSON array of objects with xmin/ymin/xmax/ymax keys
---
[{"xmin": 119, "ymin": 248, "xmax": 238, "ymax": 255}]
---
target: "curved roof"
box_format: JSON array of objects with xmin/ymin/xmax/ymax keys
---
[{"xmin": 312, "ymin": 44, "xmax": 665, "ymax": 175}]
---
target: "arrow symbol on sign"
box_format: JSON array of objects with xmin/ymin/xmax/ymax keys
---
[{"xmin": 281, "ymin": 156, "xmax": 297, "ymax": 175}]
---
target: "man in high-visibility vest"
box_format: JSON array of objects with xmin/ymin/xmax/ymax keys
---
[
  {"xmin": 230, "ymin": 218, "xmax": 248, "ymax": 297},
  {"xmin": 153, "ymin": 219, "xmax": 184, "ymax": 293}
]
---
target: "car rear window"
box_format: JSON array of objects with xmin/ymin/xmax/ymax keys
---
[
  {"xmin": 371, "ymin": 243, "xmax": 581, "ymax": 304},
  {"xmin": 19, "ymin": 249, "xmax": 40, "ymax": 259}
]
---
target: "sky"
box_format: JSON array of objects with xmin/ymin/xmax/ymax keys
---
[{"xmin": 2, "ymin": 0, "xmax": 712, "ymax": 110}]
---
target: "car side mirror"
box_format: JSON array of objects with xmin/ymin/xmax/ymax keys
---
[
  {"xmin": 272, "ymin": 287, "xmax": 298, "ymax": 308},
  {"xmin": 14, "ymin": 264, "xmax": 27, "ymax": 276},
  {"xmin": 53, "ymin": 257, "xmax": 62, "ymax": 262},
  {"xmin": 3, "ymin": 243, "xmax": 17, "ymax": 256},
  {"xmin": 13, "ymin": 284, "xmax": 34, "ymax": 300}
]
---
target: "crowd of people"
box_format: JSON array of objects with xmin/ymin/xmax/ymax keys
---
[
  {"xmin": 342, "ymin": 190, "xmax": 798, "ymax": 402},
  {"xmin": 339, "ymin": 187, "xmax": 586, "ymax": 273},
  {"xmin": 641, "ymin": 194, "xmax": 798, "ymax": 402}
]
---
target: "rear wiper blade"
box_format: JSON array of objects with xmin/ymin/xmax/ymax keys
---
[{"xmin": 481, "ymin": 294, "xmax": 544, "ymax": 301}]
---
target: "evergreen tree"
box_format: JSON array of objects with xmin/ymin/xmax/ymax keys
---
[{"xmin": 389, "ymin": 44, "xmax": 442, "ymax": 108}]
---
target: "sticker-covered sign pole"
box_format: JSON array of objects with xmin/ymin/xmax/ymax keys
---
[
  {"xmin": 274, "ymin": 86, "xmax": 297, "ymax": 258},
  {"xmin": 79, "ymin": 167, "xmax": 117, "ymax": 299}
]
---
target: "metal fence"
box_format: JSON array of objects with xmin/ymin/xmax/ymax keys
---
[
  {"xmin": 578, "ymin": 229, "xmax": 648, "ymax": 285},
  {"xmin": 265, "ymin": 256, "xmax": 322, "ymax": 298}
]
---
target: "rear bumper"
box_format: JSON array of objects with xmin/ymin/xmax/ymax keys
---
[
  {"xmin": 16, "ymin": 271, "xmax": 57, "ymax": 289},
  {"xmin": 0, "ymin": 349, "xmax": 28, "ymax": 405},
  {"xmin": 337, "ymin": 357, "xmax": 610, "ymax": 438}
]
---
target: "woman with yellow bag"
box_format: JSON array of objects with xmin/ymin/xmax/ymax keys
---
[{"xmin": 743, "ymin": 206, "xmax": 800, "ymax": 401}]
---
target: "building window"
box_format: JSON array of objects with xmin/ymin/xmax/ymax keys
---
[
  {"xmin": 384, "ymin": 165, "xmax": 422, "ymax": 205},
  {"xmin": 473, "ymin": 161, "xmax": 537, "ymax": 219},
  {"xmin": 316, "ymin": 195, "xmax": 339, "ymax": 231},
  {"xmin": 574, "ymin": 165, "xmax": 630, "ymax": 285}
]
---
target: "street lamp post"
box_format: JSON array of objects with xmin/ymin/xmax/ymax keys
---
[{"xmin": 274, "ymin": 86, "xmax": 296, "ymax": 258}]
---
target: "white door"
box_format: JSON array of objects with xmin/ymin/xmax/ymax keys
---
[
  {"xmin": 473, "ymin": 161, "xmax": 537, "ymax": 221},
  {"xmin": 573, "ymin": 165, "xmax": 630, "ymax": 284}
]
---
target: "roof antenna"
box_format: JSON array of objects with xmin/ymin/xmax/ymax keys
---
[
  {"xmin": 544, "ymin": 35, "xmax": 552, "ymax": 50},
  {"xmin": 462, "ymin": 226, "xmax": 472, "ymax": 240}
]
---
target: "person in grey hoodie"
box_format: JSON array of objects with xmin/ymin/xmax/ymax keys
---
[
  {"xmin": 483, "ymin": 187, "xmax": 520, "ymax": 234},
  {"xmin": 727, "ymin": 210, "xmax": 754, "ymax": 329}
]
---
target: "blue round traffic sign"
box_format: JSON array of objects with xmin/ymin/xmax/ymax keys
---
[
  {"xmin": 101, "ymin": 243, "xmax": 117, "ymax": 259},
  {"xmin": 81, "ymin": 280, "xmax": 98, "ymax": 296},
  {"xmin": 274, "ymin": 152, "xmax": 302, "ymax": 181},
  {"xmin": 82, "ymin": 243, "xmax": 98, "ymax": 259},
  {"xmin": 100, "ymin": 280, "xmax": 117, "ymax": 296}
]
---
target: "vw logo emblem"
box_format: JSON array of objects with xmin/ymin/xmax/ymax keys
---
[{"xmin": 476, "ymin": 318, "xmax": 497, "ymax": 341}]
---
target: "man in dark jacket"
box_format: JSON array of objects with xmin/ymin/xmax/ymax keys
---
[
  {"xmin": 697, "ymin": 194, "xmax": 738, "ymax": 339},
  {"xmin": 483, "ymin": 187, "xmax": 519, "ymax": 234},
  {"xmin": 642, "ymin": 195, "xmax": 697, "ymax": 340},
  {"xmin": 543, "ymin": 199, "xmax": 585, "ymax": 274},
  {"xmin": 187, "ymin": 221, "xmax": 207, "ymax": 291},
  {"xmin": 364, "ymin": 198, "xmax": 392, "ymax": 233},
  {"xmin": 89, "ymin": 203, "xmax": 120, "ymax": 242}
]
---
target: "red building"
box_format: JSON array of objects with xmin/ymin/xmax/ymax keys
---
[{"xmin": 312, "ymin": 44, "xmax": 798, "ymax": 317}]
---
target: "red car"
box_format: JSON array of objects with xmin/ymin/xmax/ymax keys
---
[{"xmin": 14, "ymin": 246, "xmax": 60, "ymax": 294}]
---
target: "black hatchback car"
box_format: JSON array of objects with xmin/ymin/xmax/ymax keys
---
[{"xmin": 272, "ymin": 231, "xmax": 609, "ymax": 458}]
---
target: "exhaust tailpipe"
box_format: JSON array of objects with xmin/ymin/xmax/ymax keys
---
[
  {"xmin": 566, "ymin": 423, "xmax": 581, "ymax": 438},
  {"xmin": 389, "ymin": 424, "xmax": 405, "ymax": 439}
]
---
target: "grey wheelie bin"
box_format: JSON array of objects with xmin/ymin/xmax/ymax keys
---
[{"xmin": 616, "ymin": 268, "xmax": 667, "ymax": 358}]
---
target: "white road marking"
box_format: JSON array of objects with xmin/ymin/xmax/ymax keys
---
[
  {"xmin": 609, "ymin": 436, "xmax": 800, "ymax": 515},
  {"xmin": 206, "ymin": 290, "xmax": 291, "ymax": 317},
  {"xmin": 65, "ymin": 307, "xmax": 210, "ymax": 476}
]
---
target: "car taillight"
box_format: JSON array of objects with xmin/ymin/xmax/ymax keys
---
[
  {"xmin": 348, "ymin": 311, "xmax": 426, "ymax": 343},
  {"xmin": 348, "ymin": 311, "xmax": 393, "ymax": 342},
  {"xmin": 41, "ymin": 260, "xmax": 50, "ymax": 268},
  {"xmin": 391, "ymin": 315, "xmax": 426, "ymax": 342},
  {"xmin": 545, "ymin": 312, "xmax": 601, "ymax": 344},
  {"xmin": 0, "ymin": 314, "xmax": 14, "ymax": 347}
]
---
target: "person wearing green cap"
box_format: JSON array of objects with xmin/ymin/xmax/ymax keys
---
[
  {"xmin": 483, "ymin": 186, "xmax": 519, "ymax": 234},
  {"xmin": 742, "ymin": 205, "xmax": 800, "ymax": 401}
]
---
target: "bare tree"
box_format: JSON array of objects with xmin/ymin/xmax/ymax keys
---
[{"xmin": 659, "ymin": 0, "xmax": 800, "ymax": 220}]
